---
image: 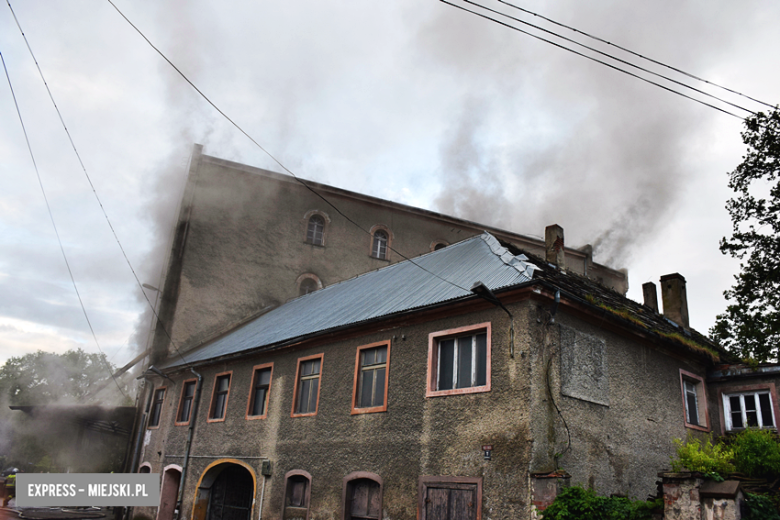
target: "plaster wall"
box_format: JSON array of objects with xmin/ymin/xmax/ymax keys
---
[
  {"xmin": 140, "ymin": 303, "xmax": 535, "ymax": 520},
  {"xmin": 527, "ymin": 305, "xmax": 709, "ymax": 500},
  {"xmin": 150, "ymin": 146, "xmax": 628, "ymax": 364}
]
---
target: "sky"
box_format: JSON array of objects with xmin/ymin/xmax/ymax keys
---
[{"xmin": 1, "ymin": 0, "xmax": 778, "ymax": 372}]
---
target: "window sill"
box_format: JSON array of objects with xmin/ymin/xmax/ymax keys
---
[
  {"xmin": 426, "ymin": 385, "xmax": 491, "ymax": 398},
  {"xmin": 206, "ymin": 417, "xmax": 226, "ymax": 423},
  {"xmin": 684, "ymin": 422, "xmax": 710, "ymax": 432},
  {"xmin": 304, "ymin": 241, "xmax": 325, "ymax": 247},
  {"xmin": 351, "ymin": 405, "xmax": 387, "ymax": 415},
  {"xmin": 245, "ymin": 414, "xmax": 268, "ymax": 421},
  {"xmin": 291, "ymin": 411, "xmax": 318, "ymax": 418},
  {"xmin": 174, "ymin": 421, "xmax": 191, "ymax": 427},
  {"xmin": 369, "ymin": 255, "xmax": 390, "ymax": 262}
]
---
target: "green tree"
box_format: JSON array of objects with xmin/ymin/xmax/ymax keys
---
[
  {"xmin": 711, "ymin": 109, "xmax": 780, "ymax": 361},
  {"xmin": 0, "ymin": 348, "xmax": 126, "ymax": 406}
]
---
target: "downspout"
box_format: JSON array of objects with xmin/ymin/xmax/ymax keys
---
[
  {"xmin": 258, "ymin": 474, "xmax": 267, "ymax": 520},
  {"xmin": 175, "ymin": 368, "xmax": 203, "ymax": 520}
]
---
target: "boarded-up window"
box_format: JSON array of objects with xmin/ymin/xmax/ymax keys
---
[
  {"xmin": 345, "ymin": 478, "xmax": 381, "ymax": 520},
  {"xmin": 283, "ymin": 472, "xmax": 311, "ymax": 520},
  {"xmin": 560, "ymin": 326, "xmax": 609, "ymax": 406}
]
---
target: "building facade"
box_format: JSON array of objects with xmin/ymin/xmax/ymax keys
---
[{"xmin": 132, "ymin": 233, "xmax": 732, "ymax": 520}]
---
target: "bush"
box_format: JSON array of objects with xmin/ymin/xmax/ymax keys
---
[
  {"xmin": 730, "ymin": 429, "xmax": 780, "ymax": 480},
  {"xmin": 744, "ymin": 493, "xmax": 780, "ymax": 520},
  {"xmin": 540, "ymin": 486, "xmax": 662, "ymax": 520},
  {"xmin": 671, "ymin": 435, "xmax": 735, "ymax": 478}
]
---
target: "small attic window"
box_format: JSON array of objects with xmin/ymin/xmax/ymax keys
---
[
  {"xmin": 307, "ymin": 215, "xmax": 325, "ymax": 245},
  {"xmin": 372, "ymin": 231, "xmax": 388, "ymax": 259}
]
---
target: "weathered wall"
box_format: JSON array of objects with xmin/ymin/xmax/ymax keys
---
[
  {"xmin": 527, "ymin": 304, "xmax": 709, "ymax": 500},
  {"xmin": 139, "ymin": 302, "xmax": 535, "ymax": 520},
  {"xmin": 150, "ymin": 145, "xmax": 628, "ymax": 364}
]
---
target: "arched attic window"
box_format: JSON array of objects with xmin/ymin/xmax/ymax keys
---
[
  {"xmin": 297, "ymin": 273, "xmax": 323, "ymax": 296},
  {"xmin": 371, "ymin": 230, "xmax": 388, "ymax": 259},
  {"xmin": 307, "ymin": 215, "xmax": 325, "ymax": 246}
]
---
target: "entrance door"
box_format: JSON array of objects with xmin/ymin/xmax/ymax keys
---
[
  {"xmin": 419, "ymin": 478, "xmax": 481, "ymax": 520},
  {"xmin": 206, "ymin": 465, "xmax": 254, "ymax": 520}
]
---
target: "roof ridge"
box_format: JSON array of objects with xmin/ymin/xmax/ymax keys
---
[{"xmin": 480, "ymin": 232, "xmax": 538, "ymax": 279}]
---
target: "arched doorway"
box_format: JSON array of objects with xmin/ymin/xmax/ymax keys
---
[
  {"xmin": 157, "ymin": 465, "xmax": 182, "ymax": 520},
  {"xmin": 192, "ymin": 461, "xmax": 256, "ymax": 520}
]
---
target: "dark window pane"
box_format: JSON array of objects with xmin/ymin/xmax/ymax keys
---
[
  {"xmin": 360, "ymin": 370, "xmax": 375, "ymax": 408},
  {"xmin": 150, "ymin": 403, "xmax": 161, "ymax": 426},
  {"xmin": 686, "ymin": 393, "xmax": 699, "ymax": 426},
  {"xmin": 179, "ymin": 399, "xmax": 192, "ymax": 423},
  {"xmin": 730, "ymin": 396, "xmax": 743, "ymax": 428},
  {"xmin": 251, "ymin": 388, "xmax": 267, "ymax": 416},
  {"xmin": 760, "ymin": 393, "xmax": 774, "ymax": 427},
  {"xmin": 299, "ymin": 379, "xmax": 311, "ymax": 413},
  {"xmin": 218, "ymin": 376, "xmax": 230, "ymax": 392},
  {"xmin": 184, "ymin": 381, "xmax": 195, "ymax": 398},
  {"xmin": 375, "ymin": 346, "xmax": 387, "ymax": 364},
  {"xmin": 307, "ymin": 379, "xmax": 319, "ymax": 413},
  {"xmin": 373, "ymin": 368, "xmax": 385, "ymax": 407},
  {"xmin": 475, "ymin": 333, "xmax": 487, "ymax": 387},
  {"xmin": 257, "ymin": 368, "xmax": 271, "ymax": 386},
  {"xmin": 363, "ymin": 349, "xmax": 375, "ymax": 366},
  {"xmin": 746, "ymin": 394, "xmax": 759, "ymax": 427},
  {"xmin": 456, "ymin": 337, "xmax": 473, "ymax": 389},
  {"xmin": 438, "ymin": 339, "xmax": 455, "ymax": 390}
]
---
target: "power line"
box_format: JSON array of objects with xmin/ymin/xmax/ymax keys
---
[
  {"xmin": 104, "ymin": 0, "xmax": 477, "ymax": 300},
  {"xmin": 497, "ymin": 0, "xmax": 777, "ymax": 111},
  {"xmin": 6, "ymin": 0, "xmax": 191, "ymax": 371},
  {"xmin": 1, "ymin": 50, "xmax": 128, "ymax": 400},
  {"xmin": 440, "ymin": 0, "xmax": 746, "ymax": 120},
  {"xmin": 461, "ymin": 0, "xmax": 758, "ymax": 117}
]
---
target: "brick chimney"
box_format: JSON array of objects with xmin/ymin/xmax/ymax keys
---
[
  {"xmin": 660, "ymin": 273, "xmax": 689, "ymax": 328},
  {"xmin": 642, "ymin": 282, "xmax": 659, "ymax": 312},
  {"xmin": 545, "ymin": 224, "xmax": 565, "ymax": 269}
]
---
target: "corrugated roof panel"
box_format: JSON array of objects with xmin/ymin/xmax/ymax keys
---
[{"xmin": 160, "ymin": 232, "xmax": 536, "ymax": 369}]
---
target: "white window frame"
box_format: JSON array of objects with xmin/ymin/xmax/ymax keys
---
[
  {"xmin": 723, "ymin": 390, "xmax": 777, "ymax": 431},
  {"xmin": 427, "ymin": 322, "xmax": 491, "ymax": 398}
]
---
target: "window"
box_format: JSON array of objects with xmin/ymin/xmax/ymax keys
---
[
  {"xmin": 208, "ymin": 372, "xmax": 232, "ymax": 422},
  {"xmin": 431, "ymin": 241, "xmax": 448, "ymax": 252},
  {"xmin": 292, "ymin": 355, "xmax": 323, "ymax": 417},
  {"xmin": 427, "ymin": 323, "xmax": 491, "ymax": 397},
  {"xmin": 371, "ymin": 230, "xmax": 388, "ymax": 259},
  {"xmin": 679, "ymin": 370, "xmax": 708, "ymax": 431},
  {"xmin": 283, "ymin": 470, "xmax": 312, "ymax": 520},
  {"xmin": 306, "ymin": 215, "xmax": 325, "ymax": 245},
  {"xmin": 148, "ymin": 387, "xmax": 166, "ymax": 428},
  {"xmin": 723, "ymin": 390, "xmax": 776, "ymax": 431},
  {"xmin": 176, "ymin": 379, "xmax": 197, "ymax": 425},
  {"xmin": 246, "ymin": 364, "xmax": 273, "ymax": 419},
  {"xmin": 352, "ymin": 341, "xmax": 390, "ymax": 414},
  {"xmin": 296, "ymin": 273, "xmax": 322, "ymax": 296},
  {"xmin": 343, "ymin": 473, "xmax": 382, "ymax": 520}
]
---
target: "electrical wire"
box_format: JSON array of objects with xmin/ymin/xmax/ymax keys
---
[
  {"xmin": 7, "ymin": 0, "xmax": 193, "ymax": 370},
  {"xmin": 1, "ymin": 50, "xmax": 128, "ymax": 400},
  {"xmin": 497, "ymin": 0, "xmax": 777, "ymax": 111},
  {"xmin": 104, "ymin": 0, "xmax": 476, "ymax": 297},
  {"xmin": 461, "ymin": 0, "xmax": 758, "ymax": 116},
  {"xmin": 440, "ymin": 0, "xmax": 748, "ymax": 120}
]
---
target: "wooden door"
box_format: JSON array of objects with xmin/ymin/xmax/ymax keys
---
[{"xmin": 422, "ymin": 482, "xmax": 478, "ymax": 520}]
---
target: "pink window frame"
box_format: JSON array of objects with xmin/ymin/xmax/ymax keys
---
[
  {"xmin": 245, "ymin": 363, "xmax": 274, "ymax": 420},
  {"xmin": 207, "ymin": 371, "xmax": 233, "ymax": 423},
  {"xmin": 717, "ymin": 382, "xmax": 780, "ymax": 433},
  {"xmin": 174, "ymin": 378, "xmax": 197, "ymax": 426},
  {"xmin": 679, "ymin": 369, "xmax": 709, "ymax": 432},
  {"xmin": 351, "ymin": 340, "xmax": 391, "ymax": 415},
  {"xmin": 291, "ymin": 354, "xmax": 324, "ymax": 418},
  {"xmin": 426, "ymin": 322, "xmax": 492, "ymax": 398}
]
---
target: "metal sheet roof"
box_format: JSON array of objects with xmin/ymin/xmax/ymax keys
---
[{"xmin": 160, "ymin": 232, "xmax": 537, "ymax": 370}]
